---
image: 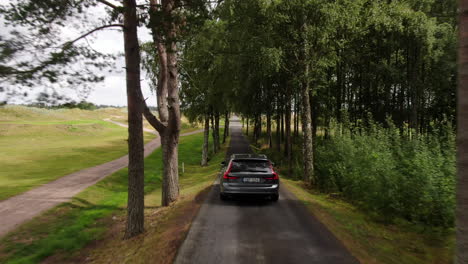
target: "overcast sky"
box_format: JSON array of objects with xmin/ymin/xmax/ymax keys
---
[
  {"xmin": 85, "ymin": 26, "xmax": 157, "ymax": 107},
  {"xmin": 83, "ymin": 1, "xmax": 156, "ymax": 107}
]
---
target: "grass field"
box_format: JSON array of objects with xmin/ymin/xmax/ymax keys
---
[
  {"xmin": 0, "ymin": 106, "xmax": 154, "ymax": 201},
  {"xmin": 0, "ymin": 129, "xmax": 226, "ymax": 264},
  {"xmin": 109, "ymin": 114, "xmax": 201, "ymax": 133}
]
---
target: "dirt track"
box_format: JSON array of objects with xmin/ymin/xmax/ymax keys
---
[{"xmin": 0, "ymin": 120, "xmax": 203, "ymax": 238}]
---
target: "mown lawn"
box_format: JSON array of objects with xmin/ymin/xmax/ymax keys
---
[
  {"xmin": 0, "ymin": 106, "xmax": 200, "ymax": 201},
  {"xmin": 0, "ymin": 129, "xmax": 226, "ymax": 264}
]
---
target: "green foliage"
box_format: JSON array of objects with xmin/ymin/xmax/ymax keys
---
[
  {"xmin": 0, "ymin": 0, "xmax": 114, "ymax": 103},
  {"xmin": 57, "ymin": 101, "xmax": 97, "ymax": 110},
  {"xmin": 315, "ymin": 119, "xmax": 456, "ymax": 227}
]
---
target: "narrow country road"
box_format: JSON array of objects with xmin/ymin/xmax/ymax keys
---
[
  {"xmin": 175, "ymin": 117, "xmax": 358, "ymax": 264},
  {"xmin": 0, "ymin": 120, "xmax": 203, "ymax": 238}
]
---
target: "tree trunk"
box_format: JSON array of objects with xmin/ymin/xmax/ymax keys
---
[
  {"xmin": 143, "ymin": 0, "xmax": 181, "ymax": 208},
  {"xmin": 293, "ymin": 94, "xmax": 299, "ymax": 142},
  {"xmin": 312, "ymin": 91, "xmax": 318, "ymax": 139},
  {"xmin": 161, "ymin": 133, "xmax": 179, "ymax": 206},
  {"xmin": 223, "ymin": 111, "xmax": 230, "ymax": 143},
  {"xmin": 254, "ymin": 114, "xmax": 261, "ymax": 144},
  {"xmin": 281, "ymin": 106, "xmax": 284, "ymax": 141},
  {"xmin": 336, "ymin": 58, "xmax": 343, "ymax": 123},
  {"xmin": 201, "ymin": 115, "xmax": 209, "ymax": 166},
  {"xmin": 246, "ymin": 117, "xmax": 249, "ymax": 136},
  {"xmin": 276, "ymin": 98, "xmax": 281, "ymax": 152},
  {"xmin": 300, "ymin": 18, "xmax": 315, "ymax": 185},
  {"xmin": 211, "ymin": 111, "xmax": 220, "ymax": 153},
  {"xmin": 253, "ymin": 115, "xmax": 258, "ymax": 144},
  {"xmin": 215, "ymin": 111, "xmax": 220, "ymax": 151},
  {"xmin": 285, "ymin": 93, "xmax": 292, "ymax": 176},
  {"xmin": 123, "ymin": 0, "xmax": 144, "ymax": 239},
  {"xmin": 267, "ymin": 111, "xmax": 272, "ymax": 148},
  {"xmin": 149, "ymin": 0, "xmax": 168, "ymax": 124},
  {"xmin": 456, "ymin": 2, "xmax": 468, "ymax": 263},
  {"xmin": 160, "ymin": 0, "xmax": 180, "ymax": 206},
  {"xmin": 211, "ymin": 111, "xmax": 216, "ymax": 152}
]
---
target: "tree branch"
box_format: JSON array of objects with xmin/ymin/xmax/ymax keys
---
[
  {"xmin": 96, "ymin": 0, "xmax": 120, "ymax": 9},
  {"xmin": 142, "ymin": 99, "xmax": 167, "ymax": 133},
  {"xmin": 64, "ymin": 24, "xmax": 124, "ymax": 46}
]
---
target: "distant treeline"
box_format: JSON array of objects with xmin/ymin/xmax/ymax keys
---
[{"xmin": 3, "ymin": 102, "xmax": 158, "ymax": 111}]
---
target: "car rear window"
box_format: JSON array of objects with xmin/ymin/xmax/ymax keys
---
[{"xmin": 231, "ymin": 160, "xmax": 270, "ymax": 172}]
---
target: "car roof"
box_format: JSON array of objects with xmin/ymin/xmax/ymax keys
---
[{"xmin": 230, "ymin": 154, "xmax": 268, "ymax": 160}]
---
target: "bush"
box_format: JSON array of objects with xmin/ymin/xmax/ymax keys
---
[{"xmin": 315, "ymin": 118, "xmax": 456, "ymax": 227}]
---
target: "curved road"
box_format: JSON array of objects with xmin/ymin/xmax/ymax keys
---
[{"xmin": 175, "ymin": 117, "xmax": 358, "ymax": 264}]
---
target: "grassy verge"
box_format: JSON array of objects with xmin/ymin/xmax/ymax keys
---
[
  {"xmin": 282, "ymin": 179, "xmax": 454, "ymax": 264},
  {"xmin": 245, "ymin": 129, "xmax": 454, "ymax": 264},
  {"xmin": 0, "ymin": 107, "xmax": 155, "ymax": 201},
  {"xmin": 0, "ymin": 129, "xmax": 226, "ymax": 264}
]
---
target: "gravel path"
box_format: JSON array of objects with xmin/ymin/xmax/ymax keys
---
[{"xmin": 0, "ymin": 120, "xmax": 203, "ymax": 238}]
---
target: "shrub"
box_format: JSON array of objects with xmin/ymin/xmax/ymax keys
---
[{"xmin": 315, "ymin": 118, "xmax": 456, "ymax": 227}]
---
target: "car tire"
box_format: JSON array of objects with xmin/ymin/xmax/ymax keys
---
[
  {"xmin": 271, "ymin": 194, "xmax": 279, "ymax": 202},
  {"xmin": 220, "ymin": 193, "xmax": 228, "ymax": 201}
]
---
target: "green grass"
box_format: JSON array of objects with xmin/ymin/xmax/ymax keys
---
[
  {"xmin": 0, "ymin": 106, "xmax": 201, "ymax": 201},
  {"xmin": 0, "ymin": 107, "xmax": 156, "ymax": 200},
  {"xmin": 283, "ymin": 179, "xmax": 454, "ymax": 264},
  {"xmin": 0, "ymin": 129, "xmax": 225, "ymax": 264}
]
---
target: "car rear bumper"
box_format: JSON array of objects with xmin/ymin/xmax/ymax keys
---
[{"xmin": 220, "ymin": 182, "xmax": 279, "ymax": 195}]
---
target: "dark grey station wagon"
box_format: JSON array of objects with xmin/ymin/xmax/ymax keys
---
[{"xmin": 219, "ymin": 154, "xmax": 279, "ymax": 201}]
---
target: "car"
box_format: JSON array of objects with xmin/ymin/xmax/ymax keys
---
[{"xmin": 219, "ymin": 154, "xmax": 279, "ymax": 201}]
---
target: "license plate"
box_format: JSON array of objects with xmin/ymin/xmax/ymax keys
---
[{"xmin": 243, "ymin": 178, "xmax": 261, "ymax": 183}]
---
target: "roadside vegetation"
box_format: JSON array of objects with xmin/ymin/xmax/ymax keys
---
[
  {"xmin": 0, "ymin": 130, "xmax": 226, "ymax": 264},
  {"xmin": 247, "ymin": 123, "xmax": 455, "ymax": 264},
  {"xmin": 283, "ymin": 179, "xmax": 454, "ymax": 264}
]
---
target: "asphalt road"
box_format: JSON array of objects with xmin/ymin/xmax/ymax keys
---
[{"xmin": 174, "ymin": 117, "xmax": 359, "ymax": 264}]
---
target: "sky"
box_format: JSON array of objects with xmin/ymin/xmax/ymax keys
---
[
  {"xmin": 84, "ymin": 27, "xmax": 157, "ymax": 107},
  {"xmin": 1, "ymin": 0, "xmax": 157, "ymax": 107},
  {"xmin": 76, "ymin": 1, "xmax": 156, "ymax": 107}
]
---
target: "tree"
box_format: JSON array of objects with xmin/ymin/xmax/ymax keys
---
[
  {"xmin": 0, "ymin": 0, "xmax": 211, "ymax": 236},
  {"xmin": 456, "ymin": 1, "xmax": 468, "ymax": 262},
  {"xmin": 142, "ymin": 0, "xmax": 209, "ymax": 206},
  {"xmin": 122, "ymin": 0, "xmax": 145, "ymax": 239},
  {"xmin": 297, "ymin": 1, "xmax": 314, "ymax": 184},
  {"xmin": 0, "ymin": 0, "xmax": 149, "ymax": 239}
]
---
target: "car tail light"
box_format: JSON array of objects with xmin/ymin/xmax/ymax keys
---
[
  {"xmin": 265, "ymin": 162, "xmax": 279, "ymax": 180},
  {"xmin": 223, "ymin": 162, "xmax": 238, "ymax": 179}
]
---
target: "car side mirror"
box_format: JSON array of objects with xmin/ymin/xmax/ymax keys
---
[
  {"xmin": 221, "ymin": 161, "xmax": 226, "ymax": 166},
  {"xmin": 270, "ymin": 161, "xmax": 275, "ymax": 166}
]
